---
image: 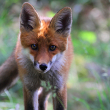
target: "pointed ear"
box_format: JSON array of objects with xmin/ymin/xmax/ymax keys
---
[
  {"xmin": 49, "ymin": 7, "xmax": 72, "ymax": 36},
  {"xmin": 20, "ymin": 2, "xmax": 40, "ymax": 31}
]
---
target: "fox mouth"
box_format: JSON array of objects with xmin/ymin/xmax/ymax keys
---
[
  {"xmin": 33, "ymin": 61, "xmax": 53, "ymax": 73},
  {"xmin": 29, "ymin": 53, "xmax": 63, "ymax": 73}
]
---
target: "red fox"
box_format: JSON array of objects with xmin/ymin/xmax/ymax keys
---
[{"xmin": 0, "ymin": 2, "xmax": 73, "ymax": 110}]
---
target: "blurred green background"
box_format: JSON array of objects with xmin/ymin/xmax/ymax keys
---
[{"xmin": 1, "ymin": 0, "xmax": 110, "ymax": 110}]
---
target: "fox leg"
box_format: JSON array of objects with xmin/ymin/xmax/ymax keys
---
[
  {"xmin": 38, "ymin": 88, "xmax": 50, "ymax": 110},
  {"xmin": 24, "ymin": 87, "xmax": 39, "ymax": 110},
  {"xmin": 0, "ymin": 52, "xmax": 18, "ymax": 92},
  {"xmin": 52, "ymin": 85, "xmax": 67, "ymax": 110}
]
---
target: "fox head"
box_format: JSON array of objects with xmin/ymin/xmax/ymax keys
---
[{"xmin": 19, "ymin": 2, "xmax": 72, "ymax": 73}]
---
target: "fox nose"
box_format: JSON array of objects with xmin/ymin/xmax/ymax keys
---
[{"xmin": 39, "ymin": 63, "xmax": 47, "ymax": 71}]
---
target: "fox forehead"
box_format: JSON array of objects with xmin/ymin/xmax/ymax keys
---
[
  {"xmin": 20, "ymin": 18, "xmax": 67, "ymax": 51},
  {"xmin": 34, "ymin": 19, "xmax": 56, "ymax": 45}
]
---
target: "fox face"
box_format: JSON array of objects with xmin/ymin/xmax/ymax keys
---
[{"xmin": 19, "ymin": 3, "xmax": 72, "ymax": 73}]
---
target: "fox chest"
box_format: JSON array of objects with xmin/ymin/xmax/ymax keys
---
[{"xmin": 23, "ymin": 70, "xmax": 63, "ymax": 91}]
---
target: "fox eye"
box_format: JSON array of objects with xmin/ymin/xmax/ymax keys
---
[
  {"xmin": 49, "ymin": 45, "xmax": 56, "ymax": 51},
  {"xmin": 31, "ymin": 44, "xmax": 38, "ymax": 50}
]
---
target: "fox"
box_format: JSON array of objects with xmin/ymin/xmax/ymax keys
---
[{"xmin": 0, "ymin": 2, "xmax": 73, "ymax": 110}]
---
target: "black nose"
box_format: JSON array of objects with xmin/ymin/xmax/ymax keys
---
[{"xmin": 39, "ymin": 63, "xmax": 47, "ymax": 71}]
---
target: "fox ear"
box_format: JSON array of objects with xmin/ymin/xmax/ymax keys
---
[
  {"xmin": 49, "ymin": 7, "xmax": 72, "ymax": 36},
  {"xmin": 20, "ymin": 2, "xmax": 40, "ymax": 31}
]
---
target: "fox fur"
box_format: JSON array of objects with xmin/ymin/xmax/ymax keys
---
[{"xmin": 0, "ymin": 2, "xmax": 73, "ymax": 110}]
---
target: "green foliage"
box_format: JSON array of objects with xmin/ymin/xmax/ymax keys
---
[
  {"xmin": 41, "ymin": 81, "xmax": 52, "ymax": 91},
  {"xmin": 73, "ymin": 96, "xmax": 90, "ymax": 110},
  {"xmin": 75, "ymin": 0, "xmax": 90, "ymax": 4},
  {"xmin": 72, "ymin": 30, "xmax": 97, "ymax": 57},
  {"xmin": 0, "ymin": 0, "xmax": 19, "ymax": 64},
  {"xmin": 0, "ymin": 0, "xmax": 19, "ymax": 25},
  {"xmin": 79, "ymin": 31, "xmax": 96, "ymax": 44},
  {"xmin": 46, "ymin": 11, "xmax": 55, "ymax": 17},
  {"xmin": 52, "ymin": 93, "xmax": 56, "ymax": 98}
]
